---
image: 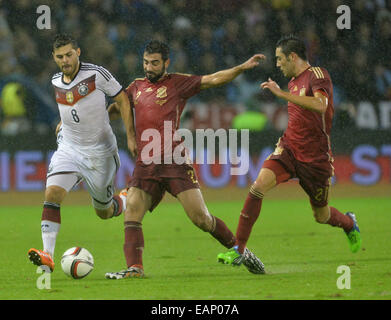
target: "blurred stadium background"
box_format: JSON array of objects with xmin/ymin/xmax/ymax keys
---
[{"xmin": 0, "ymin": 0, "xmax": 390, "ymax": 201}]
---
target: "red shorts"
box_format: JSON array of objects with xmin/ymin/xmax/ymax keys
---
[
  {"xmin": 264, "ymin": 142, "xmax": 333, "ymax": 207},
  {"xmin": 128, "ymin": 163, "xmax": 200, "ymax": 211}
]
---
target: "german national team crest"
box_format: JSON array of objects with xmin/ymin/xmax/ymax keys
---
[
  {"xmin": 78, "ymin": 83, "xmax": 89, "ymax": 96},
  {"xmin": 156, "ymin": 86, "xmax": 167, "ymax": 98},
  {"xmin": 66, "ymin": 91, "xmax": 74, "ymax": 104}
]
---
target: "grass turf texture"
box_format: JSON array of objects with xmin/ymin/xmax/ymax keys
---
[{"xmin": 0, "ymin": 197, "xmax": 390, "ymax": 300}]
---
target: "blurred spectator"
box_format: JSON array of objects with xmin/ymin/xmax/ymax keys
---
[
  {"xmin": 220, "ymin": 19, "xmax": 247, "ymax": 67},
  {"xmin": 345, "ymin": 49, "xmax": 377, "ymax": 102},
  {"xmin": 0, "ymin": 82, "xmax": 31, "ymax": 135},
  {"xmin": 187, "ymin": 25, "xmax": 223, "ymax": 70},
  {"xmin": 375, "ymin": 65, "xmax": 391, "ymax": 99}
]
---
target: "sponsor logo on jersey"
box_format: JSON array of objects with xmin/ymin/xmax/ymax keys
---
[{"xmin": 66, "ymin": 91, "xmax": 74, "ymax": 104}]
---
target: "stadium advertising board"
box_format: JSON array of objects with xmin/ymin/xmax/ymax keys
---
[{"xmin": 1, "ymin": 144, "xmax": 390, "ymax": 191}]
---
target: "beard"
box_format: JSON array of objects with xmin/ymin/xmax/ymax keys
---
[
  {"xmin": 145, "ymin": 66, "xmax": 166, "ymax": 83},
  {"xmin": 62, "ymin": 63, "xmax": 77, "ymax": 77}
]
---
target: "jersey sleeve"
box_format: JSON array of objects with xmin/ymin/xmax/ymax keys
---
[
  {"xmin": 124, "ymin": 81, "xmax": 136, "ymax": 108},
  {"xmin": 173, "ymin": 74, "xmax": 202, "ymax": 99},
  {"xmin": 310, "ymin": 67, "xmax": 332, "ymax": 97},
  {"xmin": 95, "ymin": 66, "xmax": 123, "ymax": 98}
]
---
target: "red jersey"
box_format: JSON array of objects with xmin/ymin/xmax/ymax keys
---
[
  {"xmin": 125, "ymin": 73, "xmax": 202, "ymax": 164},
  {"xmin": 281, "ymin": 66, "xmax": 334, "ymax": 163}
]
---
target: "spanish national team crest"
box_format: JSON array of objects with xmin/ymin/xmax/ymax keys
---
[
  {"xmin": 66, "ymin": 91, "xmax": 74, "ymax": 104},
  {"xmin": 78, "ymin": 83, "xmax": 89, "ymax": 96},
  {"xmin": 156, "ymin": 86, "xmax": 167, "ymax": 98}
]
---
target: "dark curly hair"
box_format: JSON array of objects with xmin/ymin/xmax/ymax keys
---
[{"xmin": 144, "ymin": 40, "xmax": 170, "ymax": 61}]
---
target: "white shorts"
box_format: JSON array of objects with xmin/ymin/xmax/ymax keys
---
[{"xmin": 46, "ymin": 148, "xmax": 120, "ymax": 210}]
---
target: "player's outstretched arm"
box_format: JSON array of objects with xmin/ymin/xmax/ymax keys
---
[
  {"xmin": 261, "ymin": 78, "xmax": 327, "ymax": 114},
  {"xmin": 113, "ymin": 91, "xmax": 137, "ymax": 157},
  {"xmin": 200, "ymin": 54, "xmax": 266, "ymax": 90}
]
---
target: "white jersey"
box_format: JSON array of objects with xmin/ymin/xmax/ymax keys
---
[{"xmin": 52, "ymin": 62, "xmax": 122, "ymax": 157}]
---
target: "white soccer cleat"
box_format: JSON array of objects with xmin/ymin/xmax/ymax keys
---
[{"xmin": 105, "ymin": 266, "xmax": 144, "ymax": 279}]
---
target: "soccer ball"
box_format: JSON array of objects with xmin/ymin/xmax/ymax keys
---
[{"xmin": 61, "ymin": 247, "xmax": 94, "ymax": 279}]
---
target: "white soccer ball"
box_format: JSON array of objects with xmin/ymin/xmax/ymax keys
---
[{"xmin": 61, "ymin": 247, "xmax": 94, "ymax": 279}]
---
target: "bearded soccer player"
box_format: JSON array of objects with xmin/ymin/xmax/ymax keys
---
[
  {"xmin": 217, "ymin": 35, "xmax": 362, "ymax": 270},
  {"xmin": 27, "ymin": 34, "xmax": 137, "ymax": 272},
  {"xmin": 105, "ymin": 40, "xmax": 266, "ymax": 279}
]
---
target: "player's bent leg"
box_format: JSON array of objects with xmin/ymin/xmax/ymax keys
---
[
  {"xmin": 217, "ymin": 166, "xmax": 283, "ymax": 273},
  {"xmin": 105, "ymin": 187, "xmax": 151, "ymax": 279},
  {"xmin": 311, "ymin": 204, "xmax": 361, "ymax": 253},
  {"xmin": 93, "ymin": 195, "xmax": 123, "ymax": 220},
  {"xmin": 28, "ymin": 184, "xmax": 69, "ymax": 272},
  {"xmin": 177, "ymin": 188, "xmax": 214, "ymax": 232},
  {"xmin": 235, "ymin": 167, "xmax": 279, "ymax": 252},
  {"xmin": 177, "ymin": 188, "xmax": 236, "ymax": 248}
]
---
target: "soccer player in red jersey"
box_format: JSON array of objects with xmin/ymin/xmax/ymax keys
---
[
  {"xmin": 217, "ymin": 35, "xmax": 362, "ymax": 270},
  {"xmin": 105, "ymin": 40, "xmax": 266, "ymax": 279}
]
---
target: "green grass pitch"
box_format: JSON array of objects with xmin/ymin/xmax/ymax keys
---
[{"xmin": 0, "ymin": 196, "xmax": 390, "ymax": 300}]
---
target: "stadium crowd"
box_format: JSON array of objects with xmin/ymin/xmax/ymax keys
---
[{"xmin": 0, "ymin": 0, "xmax": 390, "ymax": 133}]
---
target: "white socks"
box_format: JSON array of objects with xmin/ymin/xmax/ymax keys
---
[{"xmin": 41, "ymin": 220, "xmax": 60, "ymax": 258}]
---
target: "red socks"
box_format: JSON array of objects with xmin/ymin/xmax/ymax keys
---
[
  {"xmin": 210, "ymin": 216, "xmax": 236, "ymax": 249},
  {"xmin": 327, "ymin": 207, "xmax": 354, "ymax": 232},
  {"xmin": 123, "ymin": 221, "xmax": 144, "ymax": 269},
  {"xmin": 42, "ymin": 202, "xmax": 61, "ymax": 223},
  {"xmin": 235, "ymin": 187, "xmax": 263, "ymax": 254}
]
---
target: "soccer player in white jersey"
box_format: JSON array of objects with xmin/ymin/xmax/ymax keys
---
[{"xmin": 28, "ymin": 34, "xmax": 137, "ymax": 272}]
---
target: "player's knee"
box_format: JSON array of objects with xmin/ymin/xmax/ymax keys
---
[
  {"xmin": 124, "ymin": 200, "xmax": 145, "ymax": 222},
  {"xmin": 312, "ymin": 208, "xmax": 329, "ymax": 224},
  {"xmin": 45, "ymin": 186, "xmax": 66, "ymax": 204},
  {"xmin": 190, "ymin": 211, "xmax": 212, "ymax": 232},
  {"xmin": 251, "ymin": 180, "xmax": 270, "ymax": 197}
]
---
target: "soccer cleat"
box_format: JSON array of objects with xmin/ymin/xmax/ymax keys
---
[
  {"xmin": 105, "ymin": 265, "xmax": 144, "ymax": 279},
  {"xmin": 242, "ymin": 247, "xmax": 265, "ymax": 274},
  {"xmin": 119, "ymin": 188, "xmax": 128, "ymax": 211},
  {"xmin": 345, "ymin": 212, "xmax": 362, "ymax": 253},
  {"xmin": 217, "ymin": 246, "xmax": 265, "ymax": 274},
  {"xmin": 28, "ymin": 248, "xmax": 55, "ymax": 272},
  {"xmin": 217, "ymin": 247, "xmax": 243, "ymax": 266}
]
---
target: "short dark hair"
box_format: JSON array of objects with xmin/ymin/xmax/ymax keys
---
[
  {"xmin": 144, "ymin": 40, "xmax": 170, "ymax": 61},
  {"xmin": 276, "ymin": 35, "xmax": 307, "ymax": 61},
  {"xmin": 52, "ymin": 33, "xmax": 79, "ymax": 51}
]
